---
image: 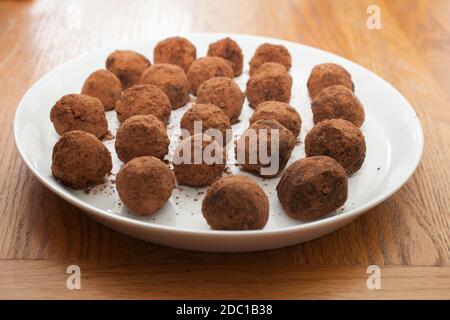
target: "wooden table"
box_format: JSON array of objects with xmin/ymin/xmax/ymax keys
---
[{"xmin": 1, "ymin": 0, "xmax": 449, "ymax": 299}]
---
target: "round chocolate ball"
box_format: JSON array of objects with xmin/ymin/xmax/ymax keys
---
[
  {"xmin": 173, "ymin": 134, "xmax": 226, "ymax": 186},
  {"xmin": 202, "ymin": 175, "xmax": 269, "ymax": 230},
  {"xmin": 277, "ymin": 156, "xmax": 348, "ymax": 220},
  {"xmin": 180, "ymin": 103, "xmax": 231, "ymax": 145},
  {"xmin": 207, "ymin": 37, "xmax": 243, "ymax": 77},
  {"xmin": 186, "ymin": 57, "xmax": 234, "ymax": 95},
  {"xmin": 106, "ymin": 50, "xmax": 151, "ymax": 89},
  {"xmin": 50, "ymin": 94, "xmax": 108, "ymax": 138},
  {"xmin": 116, "ymin": 156, "xmax": 175, "ymax": 216},
  {"xmin": 115, "ymin": 115, "xmax": 169, "ymax": 163},
  {"xmin": 235, "ymin": 119, "xmax": 296, "ymax": 176},
  {"xmin": 115, "ymin": 84, "xmax": 171, "ymax": 123},
  {"xmin": 51, "ymin": 130, "xmax": 112, "ymax": 189},
  {"xmin": 311, "ymin": 85, "xmax": 365, "ymax": 127},
  {"xmin": 246, "ymin": 62, "xmax": 292, "ymax": 108},
  {"xmin": 81, "ymin": 69, "xmax": 122, "ymax": 111},
  {"xmin": 307, "ymin": 63, "xmax": 354, "ymax": 99},
  {"xmin": 153, "ymin": 37, "xmax": 196, "ymax": 72},
  {"xmin": 139, "ymin": 63, "xmax": 190, "ymax": 109},
  {"xmin": 196, "ymin": 77, "xmax": 244, "ymax": 124},
  {"xmin": 305, "ymin": 119, "xmax": 366, "ymax": 175},
  {"xmin": 249, "ymin": 43, "xmax": 292, "ymax": 76},
  {"xmin": 250, "ymin": 101, "xmax": 302, "ymax": 137}
]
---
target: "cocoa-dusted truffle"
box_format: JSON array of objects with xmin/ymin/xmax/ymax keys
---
[
  {"xmin": 249, "ymin": 43, "xmax": 292, "ymax": 76},
  {"xmin": 202, "ymin": 175, "xmax": 269, "ymax": 230},
  {"xmin": 250, "ymin": 101, "xmax": 302, "ymax": 137},
  {"xmin": 196, "ymin": 77, "xmax": 244, "ymax": 124},
  {"xmin": 52, "ymin": 130, "xmax": 112, "ymax": 189},
  {"xmin": 180, "ymin": 103, "xmax": 231, "ymax": 145},
  {"xmin": 173, "ymin": 134, "xmax": 226, "ymax": 186},
  {"xmin": 305, "ymin": 119, "xmax": 366, "ymax": 175},
  {"xmin": 246, "ymin": 62, "xmax": 292, "ymax": 108},
  {"xmin": 115, "ymin": 84, "xmax": 171, "ymax": 123},
  {"xmin": 311, "ymin": 85, "xmax": 365, "ymax": 127},
  {"xmin": 207, "ymin": 37, "xmax": 243, "ymax": 77},
  {"xmin": 277, "ymin": 156, "xmax": 348, "ymax": 220},
  {"xmin": 235, "ymin": 119, "xmax": 295, "ymax": 176},
  {"xmin": 115, "ymin": 115, "xmax": 169, "ymax": 163},
  {"xmin": 116, "ymin": 156, "xmax": 175, "ymax": 216},
  {"xmin": 307, "ymin": 63, "xmax": 354, "ymax": 99},
  {"xmin": 153, "ymin": 37, "xmax": 196, "ymax": 72},
  {"xmin": 81, "ymin": 69, "xmax": 122, "ymax": 111},
  {"xmin": 106, "ymin": 50, "xmax": 151, "ymax": 89},
  {"xmin": 50, "ymin": 94, "xmax": 108, "ymax": 138},
  {"xmin": 139, "ymin": 63, "xmax": 189, "ymax": 109},
  {"xmin": 186, "ymin": 57, "xmax": 233, "ymax": 95}
]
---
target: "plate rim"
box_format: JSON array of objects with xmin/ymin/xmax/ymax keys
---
[{"xmin": 13, "ymin": 32, "xmax": 424, "ymax": 236}]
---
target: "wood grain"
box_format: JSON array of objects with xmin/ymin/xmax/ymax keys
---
[
  {"xmin": 0, "ymin": 0, "xmax": 449, "ymax": 298},
  {"xmin": 1, "ymin": 261, "xmax": 449, "ymax": 299}
]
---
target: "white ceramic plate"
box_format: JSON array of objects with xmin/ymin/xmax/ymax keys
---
[{"xmin": 14, "ymin": 33, "xmax": 423, "ymax": 252}]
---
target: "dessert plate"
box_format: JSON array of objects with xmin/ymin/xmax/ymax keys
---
[{"xmin": 14, "ymin": 33, "xmax": 423, "ymax": 252}]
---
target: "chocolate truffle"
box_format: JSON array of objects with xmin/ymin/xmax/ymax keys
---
[
  {"xmin": 311, "ymin": 85, "xmax": 365, "ymax": 127},
  {"xmin": 115, "ymin": 84, "xmax": 171, "ymax": 123},
  {"xmin": 139, "ymin": 63, "xmax": 189, "ymax": 109},
  {"xmin": 180, "ymin": 103, "xmax": 231, "ymax": 145},
  {"xmin": 246, "ymin": 62, "xmax": 292, "ymax": 108},
  {"xmin": 305, "ymin": 119, "xmax": 366, "ymax": 175},
  {"xmin": 81, "ymin": 69, "xmax": 122, "ymax": 111},
  {"xmin": 307, "ymin": 63, "xmax": 354, "ymax": 99},
  {"xmin": 235, "ymin": 119, "xmax": 296, "ymax": 176},
  {"xmin": 115, "ymin": 115, "xmax": 169, "ymax": 163},
  {"xmin": 249, "ymin": 43, "xmax": 292, "ymax": 76},
  {"xmin": 106, "ymin": 50, "xmax": 151, "ymax": 89},
  {"xmin": 50, "ymin": 94, "xmax": 108, "ymax": 138},
  {"xmin": 196, "ymin": 77, "xmax": 244, "ymax": 124},
  {"xmin": 250, "ymin": 101, "xmax": 302, "ymax": 137},
  {"xmin": 51, "ymin": 130, "xmax": 112, "ymax": 189},
  {"xmin": 186, "ymin": 57, "xmax": 234, "ymax": 95},
  {"xmin": 173, "ymin": 134, "xmax": 226, "ymax": 186},
  {"xmin": 153, "ymin": 37, "xmax": 196, "ymax": 72},
  {"xmin": 277, "ymin": 156, "xmax": 348, "ymax": 220},
  {"xmin": 116, "ymin": 156, "xmax": 175, "ymax": 216},
  {"xmin": 207, "ymin": 37, "xmax": 243, "ymax": 77},
  {"xmin": 202, "ymin": 175, "xmax": 269, "ymax": 230}
]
